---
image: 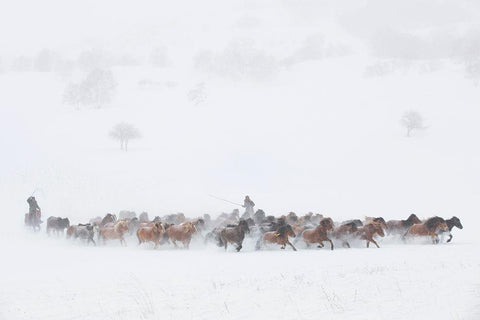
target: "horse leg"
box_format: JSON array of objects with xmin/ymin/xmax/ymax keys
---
[
  {"xmin": 286, "ymin": 240, "xmax": 297, "ymax": 251},
  {"xmin": 366, "ymin": 240, "xmax": 370, "ymax": 248},
  {"xmin": 172, "ymin": 239, "xmax": 178, "ymax": 248},
  {"xmin": 317, "ymin": 241, "xmax": 324, "ymax": 248},
  {"xmin": 371, "ymin": 239, "xmax": 380, "ymax": 248},
  {"xmin": 236, "ymin": 242, "xmax": 242, "ymax": 252},
  {"xmin": 447, "ymin": 233, "xmax": 453, "ymax": 243},
  {"xmin": 328, "ymin": 239, "xmax": 334, "ymax": 250}
]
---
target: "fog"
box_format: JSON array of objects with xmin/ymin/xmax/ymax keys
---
[
  {"xmin": 1, "ymin": 0, "xmax": 480, "ymax": 229},
  {"xmin": 1, "ymin": 2, "xmax": 480, "ymax": 319}
]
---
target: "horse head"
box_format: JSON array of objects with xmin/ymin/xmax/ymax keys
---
[
  {"xmin": 194, "ymin": 218, "xmax": 206, "ymax": 231},
  {"xmin": 155, "ymin": 221, "xmax": 165, "ymax": 233},
  {"xmin": 114, "ymin": 221, "xmax": 129, "ymax": 234},
  {"xmin": 370, "ymin": 221, "xmax": 385, "ymax": 237},
  {"xmin": 182, "ymin": 222, "xmax": 196, "ymax": 234},
  {"xmin": 320, "ymin": 218, "xmax": 334, "ymax": 231},
  {"xmin": 239, "ymin": 220, "xmax": 250, "ymax": 234},
  {"xmin": 286, "ymin": 224, "xmax": 296, "ymax": 238},
  {"xmin": 373, "ymin": 217, "xmax": 387, "ymax": 229},
  {"xmin": 451, "ymin": 216, "xmax": 463, "ymax": 229}
]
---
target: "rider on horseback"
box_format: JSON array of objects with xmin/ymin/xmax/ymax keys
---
[
  {"xmin": 27, "ymin": 196, "xmax": 42, "ymax": 223},
  {"xmin": 241, "ymin": 196, "xmax": 255, "ymax": 220}
]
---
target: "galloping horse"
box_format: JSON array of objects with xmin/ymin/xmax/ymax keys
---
[
  {"xmin": 166, "ymin": 221, "xmax": 197, "ymax": 249},
  {"xmin": 332, "ymin": 221, "xmax": 358, "ymax": 248},
  {"xmin": 301, "ymin": 217, "xmax": 335, "ymax": 250},
  {"xmin": 258, "ymin": 224, "xmax": 297, "ymax": 251},
  {"xmin": 137, "ymin": 221, "xmax": 165, "ymax": 249},
  {"xmin": 219, "ymin": 220, "xmax": 250, "ymax": 252},
  {"xmin": 355, "ymin": 221, "xmax": 385, "ymax": 248},
  {"xmin": 386, "ymin": 214, "xmax": 421, "ymax": 235},
  {"xmin": 67, "ymin": 224, "xmax": 96, "ymax": 245},
  {"xmin": 404, "ymin": 216, "xmax": 449, "ymax": 244},
  {"xmin": 444, "ymin": 216, "xmax": 463, "ymax": 243},
  {"xmin": 99, "ymin": 221, "xmax": 129, "ymax": 246},
  {"xmin": 46, "ymin": 216, "xmax": 70, "ymax": 235}
]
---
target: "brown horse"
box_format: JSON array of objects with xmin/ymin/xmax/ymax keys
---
[
  {"xmin": 365, "ymin": 217, "xmax": 387, "ymax": 230},
  {"xmin": 386, "ymin": 214, "xmax": 421, "ymax": 235},
  {"xmin": 100, "ymin": 221, "xmax": 129, "ymax": 246},
  {"xmin": 404, "ymin": 216, "xmax": 449, "ymax": 244},
  {"xmin": 137, "ymin": 222, "xmax": 165, "ymax": 249},
  {"xmin": 166, "ymin": 221, "xmax": 197, "ymax": 249},
  {"xmin": 355, "ymin": 221, "xmax": 385, "ymax": 248},
  {"xmin": 219, "ymin": 220, "xmax": 250, "ymax": 252},
  {"xmin": 332, "ymin": 221, "xmax": 358, "ymax": 248},
  {"xmin": 259, "ymin": 224, "xmax": 297, "ymax": 251},
  {"xmin": 301, "ymin": 218, "xmax": 334, "ymax": 250}
]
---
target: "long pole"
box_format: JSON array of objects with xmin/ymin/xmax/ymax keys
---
[{"xmin": 208, "ymin": 194, "xmax": 243, "ymax": 207}]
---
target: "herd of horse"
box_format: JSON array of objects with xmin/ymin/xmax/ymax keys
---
[{"xmin": 28, "ymin": 210, "xmax": 463, "ymax": 251}]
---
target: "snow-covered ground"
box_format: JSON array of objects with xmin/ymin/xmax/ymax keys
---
[
  {"xmin": 1, "ymin": 229, "xmax": 478, "ymax": 320},
  {"xmin": 1, "ymin": 1, "xmax": 480, "ymax": 319}
]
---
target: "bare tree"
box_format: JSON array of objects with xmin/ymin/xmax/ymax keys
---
[
  {"xmin": 109, "ymin": 122, "xmax": 141, "ymax": 152},
  {"xmin": 82, "ymin": 69, "xmax": 117, "ymax": 108},
  {"xmin": 401, "ymin": 111, "xmax": 426, "ymax": 137}
]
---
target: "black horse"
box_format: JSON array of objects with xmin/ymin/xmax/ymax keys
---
[
  {"xmin": 219, "ymin": 220, "xmax": 250, "ymax": 252},
  {"xmin": 444, "ymin": 216, "xmax": 463, "ymax": 243}
]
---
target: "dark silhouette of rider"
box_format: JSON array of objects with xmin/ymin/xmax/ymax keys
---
[
  {"xmin": 27, "ymin": 196, "xmax": 41, "ymax": 222},
  {"xmin": 241, "ymin": 196, "xmax": 255, "ymax": 219}
]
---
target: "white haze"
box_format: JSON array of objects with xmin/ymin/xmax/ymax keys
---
[{"xmin": 0, "ymin": 1, "xmax": 479, "ymax": 319}]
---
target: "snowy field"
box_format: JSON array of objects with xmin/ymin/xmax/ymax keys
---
[
  {"xmin": 1, "ymin": 1, "xmax": 480, "ymax": 319},
  {"xmin": 0, "ymin": 228, "xmax": 478, "ymax": 320}
]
